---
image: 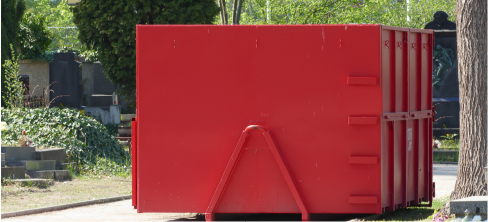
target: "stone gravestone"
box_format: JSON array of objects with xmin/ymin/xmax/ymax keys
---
[
  {"xmin": 49, "ymin": 53, "xmax": 82, "ymax": 108},
  {"xmin": 81, "ymin": 62, "xmax": 115, "ymax": 107},
  {"xmin": 424, "ymin": 11, "xmax": 459, "ymax": 138},
  {"xmin": 90, "ymin": 62, "xmax": 115, "ymax": 107},
  {"xmin": 424, "ymin": 11, "xmax": 457, "ymax": 30},
  {"xmin": 93, "ymin": 63, "xmax": 115, "ymax": 95}
]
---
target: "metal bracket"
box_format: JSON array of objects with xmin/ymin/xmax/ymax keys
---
[{"xmin": 205, "ymin": 125, "xmax": 309, "ymax": 221}]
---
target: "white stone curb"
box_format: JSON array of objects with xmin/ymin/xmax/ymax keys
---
[{"xmin": 1, "ymin": 194, "xmax": 132, "ymax": 219}]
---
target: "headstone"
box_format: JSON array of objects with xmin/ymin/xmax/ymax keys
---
[
  {"xmin": 49, "ymin": 53, "xmax": 82, "ymax": 108},
  {"xmin": 424, "ymin": 11, "xmax": 456, "ymax": 30},
  {"xmin": 425, "ymin": 12, "xmax": 459, "ymax": 137},
  {"xmin": 81, "ymin": 62, "xmax": 117, "ymax": 107},
  {"xmin": 81, "ymin": 61, "xmax": 94, "ymax": 106},
  {"xmin": 93, "ymin": 62, "xmax": 115, "ymax": 94}
]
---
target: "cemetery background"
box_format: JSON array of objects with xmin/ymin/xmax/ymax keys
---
[{"xmin": 1, "ymin": 0, "xmax": 468, "ymax": 220}]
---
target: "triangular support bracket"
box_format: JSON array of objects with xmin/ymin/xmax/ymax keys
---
[{"xmin": 205, "ymin": 125, "xmax": 309, "ymax": 221}]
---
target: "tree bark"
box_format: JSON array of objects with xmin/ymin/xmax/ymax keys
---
[
  {"xmin": 446, "ymin": 0, "xmax": 487, "ymax": 211},
  {"xmin": 219, "ymin": 0, "xmax": 228, "ymax": 25}
]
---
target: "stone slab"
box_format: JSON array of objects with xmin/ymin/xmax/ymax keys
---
[
  {"xmin": 8, "ymin": 160, "xmax": 56, "ymax": 170},
  {"xmin": 56, "ymin": 162, "xmax": 78, "ymax": 170},
  {"xmin": 35, "ymin": 148, "xmax": 66, "ymax": 164},
  {"xmin": 90, "ymin": 94, "xmax": 112, "ymax": 107},
  {"xmin": 1, "ymin": 166, "xmax": 25, "ymax": 179},
  {"xmin": 120, "ymin": 114, "xmax": 136, "ymax": 122},
  {"xmin": 10, "ymin": 178, "xmax": 51, "ymax": 186},
  {"xmin": 1, "ymin": 147, "xmax": 35, "ymax": 161},
  {"xmin": 1, "ymin": 153, "xmax": 5, "ymax": 161},
  {"xmin": 54, "ymin": 170, "xmax": 70, "ymax": 180},
  {"xmin": 25, "ymin": 160, "xmax": 56, "ymax": 170},
  {"xmin": 26, "ymin": 170, "xmax": 54, "ymax": 179},
  {"xmin": 450, "ymin": 196, "xmax": 487, "ymax": 220}
]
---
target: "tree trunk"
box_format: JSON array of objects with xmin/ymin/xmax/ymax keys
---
[
  {"xmin": 219, "ymin": 0, "xmax": 228, "ymax": 25},
  {"xmin": 443, "ymin": 0, "xmax": 487, "ymax": 214}
]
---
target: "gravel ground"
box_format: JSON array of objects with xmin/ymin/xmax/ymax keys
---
[{"xmin": 3, "ymin": 164, "xmax": 458, "ymax": 222}]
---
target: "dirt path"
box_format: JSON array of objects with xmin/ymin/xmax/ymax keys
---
[{"xmin": 3, "ymin": 164, "xmax": 458, "ymax": 221}]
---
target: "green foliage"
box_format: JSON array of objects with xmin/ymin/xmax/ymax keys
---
[
  {"xmin": 232, "ymin": 0, "xmax": 455, "ymax": 28},
  {"xmin": 18, "ymin": 11, "xmax": 53, "ymax": 59},
  {"xmin": 25, "ymin": 0, "xmax": 79, "ymax": 51},
  {"xmin": 1, "ymin": 108, "xmax": 128, "ymax": 164},
  {"xmin": 2, "ymin": 0, "xmax": 26, "ymax": 107},
  {"xmin": 327, "ymin": 0, "xmax": 456, "ymax": 29},
  {"xmin": 104, "ymin": 123, "xmax": 119, "ymax": 137},
  {"xmin": 72, "ymin": 0, "xmax": 220, "ymax": 100},
  {"xmin": 34, "ymin": 51, "xmax": 56, "ymax": 62},
  {"xmin": 81, "ymin": 157, "xmax": 131, "ymax": 178},
  {"xmin": 237, "ymin": 0, "xmax": 359, "ymax": 24},
  {"xmin": 1, "ymin": 45, "xmax": 25, "ymax": 109}
]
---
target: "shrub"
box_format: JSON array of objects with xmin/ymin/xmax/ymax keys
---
[{"xmin": 1, "ymin": 108, "xmax": 128, "ymax": 164}]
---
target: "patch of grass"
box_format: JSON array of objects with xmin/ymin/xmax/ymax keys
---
[
  {"xmin": 81, "ymin": 157, "xmax": 131, "ymax": 179},
  {"xmin": 368, "ymin": 196, "xmax": 450, "ymax": 221},
  {"xmin": 1, "ymin": 175, "xmax": 131, "ymax": 213},
  {"xmin": 433, "ymin": 151, "xmax": 459, "ymax": 163}
]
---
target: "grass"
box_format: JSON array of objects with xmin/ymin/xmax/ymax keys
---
[
  {"xmin": 362, "ymin": 196, "xmax": 450, "ymax": 221},
  {"xmin": 1, "ymin": 175, "xmax": 131, "ymax": 213},
  {"xmin": 1, "ymin": 155, "xmax": 132, "ymax": 214}
]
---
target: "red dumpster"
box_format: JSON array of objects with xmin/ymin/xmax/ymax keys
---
[{"xmin": 133, "ymin": 25, "xmax": 434, "ymax": 220}]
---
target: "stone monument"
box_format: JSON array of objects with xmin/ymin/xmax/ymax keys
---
[
  {"xmin": 424, "ymin": 11, "xmax": 459, "ymax": 138},
  {"xmin": 49, "ymin": 53, "xmax": 82, "ymax": 108},
  {"xmin": 424, "ymin": 11, "xmax": 457, "ymax": 30},
  {"xmin": 81, "ymin": 61, "xmax": 115, "ymax": 107}
]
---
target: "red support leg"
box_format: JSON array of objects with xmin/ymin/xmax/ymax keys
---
[{"xmin": 205, "ymin": 125, "xmax": 309, "ymax": 221}]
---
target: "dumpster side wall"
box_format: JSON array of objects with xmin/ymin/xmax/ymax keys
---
[
  {"xmin": 380, "ymin": 27, "xmax": 434, "ymax": 212},
  {"xmin": 135, "ymin": 25, "xmax": 432, "ymax": 215}
]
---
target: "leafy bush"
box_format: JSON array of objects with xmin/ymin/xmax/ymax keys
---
[
  {"xmin": 18, "ymin": 11, "xmax": 53, "ymax": 59},
  {"xmin": 1, "ymin": 108, "xmax": 128, "ymax": 164},
  {"xmin": 1, "ymin": 45, "xmax": 25, "ymax": 109}
]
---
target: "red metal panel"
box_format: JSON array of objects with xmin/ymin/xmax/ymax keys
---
[
  {"xmin": 135, "ymin": 25, "xmax": 432, "ymax": 217},
  {"xmin": 347, "ymin": 77, "xmax": 378, "ymax": 85},
  {"xmin": 349, "ymin": 156, "xmax": 378, "ymax": 164},
  {"xmin": 349, "ymin": 196, "xmax": 378, "ymax": 204},
  {"xmin": 131, "ymin": 117, "xmax": 137, "ymax": 208}
]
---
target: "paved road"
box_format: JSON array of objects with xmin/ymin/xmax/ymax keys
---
[
  {"xmin": 432, "ymin": 163, "xmax": 458, "ymax": 197},
  {"xmin": 3, "ymin": 164, "xmax": 458, "ymax": 222}
]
